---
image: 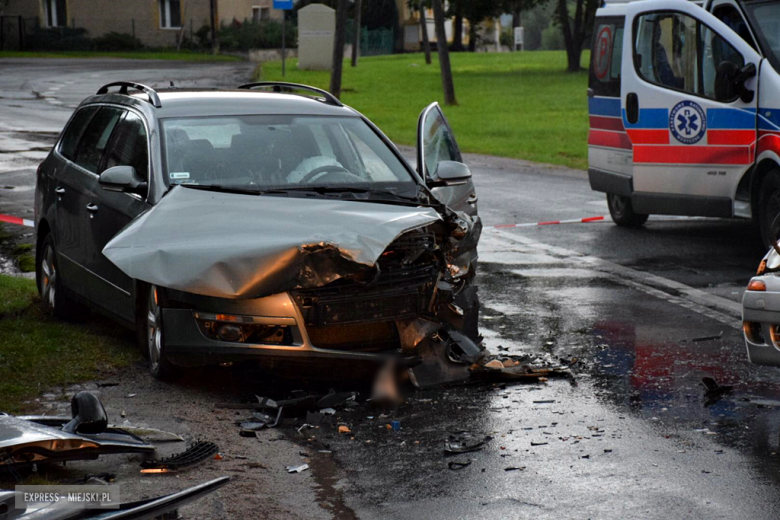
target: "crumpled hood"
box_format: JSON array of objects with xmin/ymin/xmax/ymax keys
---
[{"xmin": 103, "ymin": 186, "xmax": 443, "ymax": 299}]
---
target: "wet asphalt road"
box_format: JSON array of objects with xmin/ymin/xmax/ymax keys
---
[{"xmin": 2, "ymin": 58, "xmax": 780, "ymax": 518}]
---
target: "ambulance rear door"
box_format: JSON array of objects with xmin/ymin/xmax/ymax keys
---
[
  {"xmin": 623, "ymin": 0, "xmax": 760, "ymax": 217},
  {"xmin": 588, "ymin": 13, "xmax": 633, "ymax": 197}
]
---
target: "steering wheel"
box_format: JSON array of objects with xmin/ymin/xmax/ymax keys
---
[{"xmin": 300, "ymin": 164, "xmax": 350, "ymax": 184}]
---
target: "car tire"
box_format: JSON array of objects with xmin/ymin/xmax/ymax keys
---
[
  {"xmin": 607, "ymin": 193, "xmax": 649, "ymax": 227},
  {"xmin": 36, "ymin": 233, "xmax": 75, "ymax": 319},
  {"xmin": 758, "ymin": 171, "xmax": 780, "ymax": 250},
  {"xmin": 139, "ymin": 284, "xmax": 175, "ymax": 380}
]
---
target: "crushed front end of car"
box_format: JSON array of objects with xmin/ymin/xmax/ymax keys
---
[{"xmin": 103, "ymin": 186, "xmax": 482, "ymax": 369}]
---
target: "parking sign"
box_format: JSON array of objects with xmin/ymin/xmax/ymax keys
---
[{"xmin": 273, "ymin": 0, "xmax": 293, "ymax": 9}]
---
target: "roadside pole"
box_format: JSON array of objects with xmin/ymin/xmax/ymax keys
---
[{"xmin": 273, "ymin": 0, "xmax": 294, "ymax": 77}]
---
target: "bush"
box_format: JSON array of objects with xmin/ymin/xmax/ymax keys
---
[
  {"xmin": 26, "ymin": 27, "xmax": 92, "ymax": 51},
  {"xmin": 218, "ymin": 19, "xmax": 297, "ymax": 51},
  {"xmin": 541, "ymin": 25, "xmax": 564, "ymax": 50},
  {"xmin": 93, "ymin": 32, "xmax": 143, "ymax": 51}
]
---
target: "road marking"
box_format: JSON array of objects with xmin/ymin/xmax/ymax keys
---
[{"xmin": 480, "ymin": 228, "xmax": 742, "ymax": 329}]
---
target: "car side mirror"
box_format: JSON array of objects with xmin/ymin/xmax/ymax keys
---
[
  {"xmin": 63, "ymin": 391, "xmax": 108, "ymax": 434},
  {"xmin": 715, "ymin": 61, "xmax": 756, "ymax": 103},
  {"xmin": 100, "ymin": 165, "xmax": 148, "ymax": 195},
  {"xmin": 429, "ymin": 161, "xmax": 472, "ymax": 187}
]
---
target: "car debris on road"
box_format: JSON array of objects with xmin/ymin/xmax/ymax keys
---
[{"xmin": 0, "ymin": 392, "xmax": 153, "ymax": 475}]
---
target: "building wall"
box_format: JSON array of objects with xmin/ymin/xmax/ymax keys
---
[
  {"xmin": 61, "ymin": 0, "xmax": 209, "ymax": 47},
  {"xmin": 217, "ymin": 0, "xmax": 280, "ymax": 25},
  {"xmin": 0, "ymin": 1, "xmax": 41, "ymax": 18}
]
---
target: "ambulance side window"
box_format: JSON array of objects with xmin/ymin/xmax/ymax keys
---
[
  {"xmin": 712, "ymin": 4, "xmax": 757, "ymax": 51},
  {"xmin": 589, "ymin": 17, "xmax": 624, "ymax": 97},
  {"xmin": 635, "ymin": 12, "xmax": 696, "ymax": 93},
  {"xmin": 634, "ymin": 11, "xmax": 745, "ymax": 101}
]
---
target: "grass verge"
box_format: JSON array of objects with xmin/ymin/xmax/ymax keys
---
[
  {"xmin": 0, "ymin": 274, "xmax": 138, "ymax": 413},
  {"xmin": 260, "ymin": 51, "xmax": 590, "ymax": 170},
  {"xmin": 0, "ymin": 50, "xmax": 243, "ymax": 61}
]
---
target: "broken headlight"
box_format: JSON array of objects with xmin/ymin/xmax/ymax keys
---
[{"xmin": 194, "ymin": 312, "xmax": 294, "ymax": 345}]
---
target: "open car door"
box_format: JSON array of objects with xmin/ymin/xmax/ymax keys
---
[{"xmin": 417, "ymin": 102, "xmax": 478, "ymax": 217}]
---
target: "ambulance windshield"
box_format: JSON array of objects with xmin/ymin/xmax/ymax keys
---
[{"xmin": 744, "ymin": 1, "xmax": 780, "ymax": 70}]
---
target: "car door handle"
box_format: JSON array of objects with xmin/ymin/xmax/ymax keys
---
[
  {"xmin": 86, "ymin": 203, "xmax": 99, "ymax": 213},
  {"xmin": 55, "ymin": 186, "xmax": 66, "ymax": 194},
  {"xmin": 468, "ymin": 193, "xmax": 478, "ymax": 205}
]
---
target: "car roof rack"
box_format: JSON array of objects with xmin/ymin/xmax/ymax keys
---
[
  {"xmin": 96, "ymin": 81, "xmax": 162, "ymax": 108},
  {"xmin": 238, "ymin": 82, "xmax": 344, "ymax": 107}
]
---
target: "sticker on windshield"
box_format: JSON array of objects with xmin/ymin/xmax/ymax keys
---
[
  {"xmin": 593, "ymin": 25, "xmax": 613, "ymax": 81},
  {"xmin": 170, "ymin": 172, "xmax": 190, "ymax": 180},
  {"xmin": 670, "ymin": 101, "xmax": 706, "ymax": 145}
]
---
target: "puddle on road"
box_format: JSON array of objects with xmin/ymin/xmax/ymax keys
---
[{"xmin": 477, "ymin": 258, "xmax": 780, "ymax": 473}]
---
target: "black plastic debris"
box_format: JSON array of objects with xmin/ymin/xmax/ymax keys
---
[
  {"xmin": 306, "ymin": 411, "xmax": 324, "ymax": 426},
  {"xmin": 702, "ymin": 377, "xmax": 732, "ymax": 407},
  {"xmin": 316, "ymin": 390, "xmax": 358, "ymax": 410},
  {"xmin": 448, "ymin": 460, "xmax": 472, "ymax": 470},
  {"xmin": 692, "ymin": 332, "xmax": 723, "ymax": 343},
  {"xmin": 504, "ymin": 466, "xmax": 525, "ymax": 472},
  {"xmin": 444, "ymin": 433, "xmax": 492, "ymax": 455},
  {"xmin": 140, "ymin": 441, "xmax": 219, "ymax": 473}
]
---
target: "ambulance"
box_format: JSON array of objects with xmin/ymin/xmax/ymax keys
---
[{"xmin": 587, "ymin": 0, "xmax": 780, "ymax": 247}]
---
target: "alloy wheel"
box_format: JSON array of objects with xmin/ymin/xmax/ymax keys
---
[
  {"xmin": 147, "ymin": 286, "xmax": 163, "ymax": 373},
  {"xmin": 40, "ymin": 244, "xmax": 57, "ymax": 310}
]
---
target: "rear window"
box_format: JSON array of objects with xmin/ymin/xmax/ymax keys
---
[
  {"xmin": 59, "ymin": 106, "xmax": 98, "ymax": 161},
  {"xmin": 73, "ymin": 107, "xmax": 123, "ymax": 173},
  {"xmin": 589, "ymin": 16, "xmax": 625, "ymax": 97}
]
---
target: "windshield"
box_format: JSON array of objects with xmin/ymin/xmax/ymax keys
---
[
  {"xmin": 743, "ymin": 0, "xmax": 780, "ymax": 70},
  {"xmin": 161, "ymin": 115, "xmax": 417, "ymax": 193}
]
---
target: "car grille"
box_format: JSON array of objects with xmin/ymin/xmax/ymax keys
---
[{"xmin": 293, "ymin": 228, "xmax": 439, "ymax": 351}]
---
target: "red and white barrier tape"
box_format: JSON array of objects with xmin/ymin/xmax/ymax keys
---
[
  {"xmin": 0, "ymin": 214, "xmax": 34, "ymax": 228},
  {"xmin": 494, "ymin": 215, "xmax": 606, "ymax": 228}
]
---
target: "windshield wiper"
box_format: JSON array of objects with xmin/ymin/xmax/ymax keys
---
[
  {"xmin": 275, "ymin": 185, "xmax": 420, "ymax": 202},
  {"xmin": 178, "ymin": 184, "xmax": 288, "ymax": 196}
]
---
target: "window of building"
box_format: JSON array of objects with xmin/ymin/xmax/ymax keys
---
[
  {"xmin": 252, "ymin": 6, "xmax": 271, "ymax": 22},
  {"xmin": 159, "ymin": 0, "xmax": 182, "ymax": 29},
  {"xmin": 44, "ymin": 0, "xmax": 68, "ymax": 28}
]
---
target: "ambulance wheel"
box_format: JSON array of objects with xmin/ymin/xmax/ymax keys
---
[
  {"xmin": 758, "ymin": 171, "xmax": 780, "ymax": 250},
  {"xmin": 607, "ymin": 194, "xmax": 648, "ymax": 227}
]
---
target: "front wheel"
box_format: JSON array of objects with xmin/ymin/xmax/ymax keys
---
[
  {"xmin": 36, "ymin": 234, "xmax": 75, "ymax": 318},
  {"xmin": 758, "ymin": 171, "xmax": 780, "ymax": 250},
  {"xmin": 139, "ymin": 284, "xmax": 175, "ymax": 380},
  {"xmin": 607, "ymin": 193, "xmax": 649, "ymax": 227}
]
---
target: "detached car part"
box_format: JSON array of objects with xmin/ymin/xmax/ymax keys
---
[{"xmin": 0, "ymin": 393, "xmax": 153, "ymax": 473}]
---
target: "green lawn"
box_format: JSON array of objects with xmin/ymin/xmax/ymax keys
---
[
  {"xmin": 0, "ymin": 275, "xmax": 138, "ymax": 413},
  {"xmin": 0, "ymin": 50, "xmax": 243, "ymax": 61},
  {"xmin": 261, "ymin": 51, "xmax": 590, "ymax": 170}
]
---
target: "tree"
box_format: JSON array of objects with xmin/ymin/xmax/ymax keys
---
[
  {"xmin": 457, "ymin": 0, "xmax": 502, "ymax": 52},
  {"xmin": 419, "ymin": 3, "xmax": 432, "ymax": 65},
  {"xmin": 555, "ymin": 0, "xmax": 599, "ymax": 72},
  {"xmin": 330, "ymin": 0, "xmax": 349, "ymax": 98},
  {"xmin": 431, "ymin": 0, "xmax": 456, "ymax": 105},
  {"xmin": 502, "ymin": 0, "xmax": 548, "ymax": 50},
  {"xmin": 351, "ymin": 0, "xmax": 362, "ymax": 67},
  {"xmin": 408, "ymin": 0, "xmax": 432, "ymax": 64}
]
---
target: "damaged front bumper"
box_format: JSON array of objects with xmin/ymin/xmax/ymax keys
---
[
  {"xmin": 742, "ymin": 274, "xmax": 780, "ymax": 367},
  {"xmin": 160, "ymin": 283, "xmax": 439, "ymax": 367}
]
